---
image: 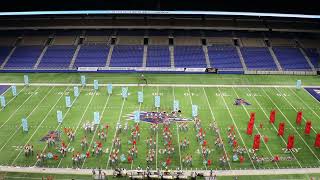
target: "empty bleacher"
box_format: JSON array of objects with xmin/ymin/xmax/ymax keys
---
[
  {"xmin": 110, "ymin": 45, "xmax": 143, "ymax": 67},
  {"xmin": 174, "ymin": 46, "xmax": 207, "ymax": 68},
  {"xmin": 147, "ymin": 45, "xmax": 171, "ymax": 67},
  {"xmin": 240, "ymin": 47, "xmax": 277, "ymax": 70},
  {"xmin": 147, "ymin": 37, "xmax": 170, "ymax": 67},
  {"xmin": 38, "ymin": 45, "xmax": 76, "ymax": 69},
  {"xmin": 75, "ymin": 45, "xmax": 109, "ymax": 67},
  {"xmin": 303, "ymin": 48, "xmax": 319, "ymax": 69},
  {"xmin": 109, "ymin": 36, "xmax": 144, "ymax": 67},
  {"xmin": 5, "ymin": 45, "xmax": 43, "ymax": 69},
  {"xmin": 273, "ymin": 47, "xmax": 311, "ymax": 70},
  {"xmin": 0, "ymin": 47, "xmax": 13, "ymax": 66},
  {"xmin": 207, "ymin": 45, "xmax": 243, "ymax": 69},
  {"xmin": 0, "ymin": 29, "xmax": 317, "ymax": 71}
]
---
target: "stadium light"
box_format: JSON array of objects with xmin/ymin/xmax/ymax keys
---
[{"xmin": 0, "ymin": 10, "xmax": 319, "ymax": 19}]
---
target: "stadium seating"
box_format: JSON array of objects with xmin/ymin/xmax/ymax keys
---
[
  {"xmin": 0, "ymin": 46, "xmax": 13, "ymax": 66},
  {"xmin": 75, "ymin": 45, "xmax": 109, "ymax": 67},
  {"xmin": 207, "ymin": 45, "xmax": 242, "ymax": 69},
  {"xmin": 5, "ymin": 46, "xmax": 42, "ymax": 69},
  {"xmin": 0, "ymin": 30, "xmax": 317, "ymax": 72},
  {"xmin": 110, "ymin": 45, "xmax": 143, "ymax": 67},
  {"xmin": 174, "ymin": 46, "xmax": 207, "ymax": 67},
  {"xmin": 273, "ymin": 47, "xmax": 311, "ymax": 70},
  {"xmin": 38, "ymin": 45, "xmax": 76, "ymax": 69},
  {"xmin": 304, "ymin": 48, "xmax": 319, "ymax": 68},
  {"xmin": 147, "ymin": 45, "xmax": 171, "ymax": 67},
  {"xmin": 241, "ymin": 47, "xmax": 277, "ymax": 70}
]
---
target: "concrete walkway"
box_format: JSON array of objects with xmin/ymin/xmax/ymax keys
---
[{"xmin": 1, "ymin": 166, "xmax": 320, "ymax": 177}]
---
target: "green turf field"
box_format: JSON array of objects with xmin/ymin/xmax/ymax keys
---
[{"xmin": 0, "ymin": 73, "xmax": 319, "ymax": 174}]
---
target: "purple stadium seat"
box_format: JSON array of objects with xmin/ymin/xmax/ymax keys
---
[
  {"xmin": 38, "ymin": 45, "xmax": 76, "ymax": 69},
  {"xmin": 174, "ymin": 46, "xmax": 207, "ymax": 68},
  {"xmin": 110, "ymin": 45, "xmax": 143, "ymax": 67},
  {"xmin": 147, "ymin": 45, "xmax": 171, "ymax": 67},
  {"xmin": 273, "ymin": 47, "xmax": 311, "ymax": 70},
  {"xmin": 207, "ymin": 45, "xmax": 242, "ymax": 69},
  {"xmin": 0, "ymin": 46, "xmax": 13, "ymax": 66},
  {"xmin": 304, "ymin": 48, "xmax": 319, "ymax": 68},
  {"xmin": 75, "ymin": 45, "xmax": 109, "ymax": 67},
  {"xmin": 5, "ymin": 46, "xmax": 42, "ymax": 69},
  {"xmin": 241, "ymin": 47, "xmax": 277, "ymax": 70}
]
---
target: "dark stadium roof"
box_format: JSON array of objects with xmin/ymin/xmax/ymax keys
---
[{"xmin": 1, "ymin": 0, "xmax": 320, "ymax": 17}]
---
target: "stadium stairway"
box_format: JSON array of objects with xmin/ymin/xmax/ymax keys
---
[
  {"xmin": 298, "ymin": 47, "xmax": 316, "ymax": 71},
  {"xmin": 69, "ymin": 44, "xmax": 81, "ymax": 69},
  {"xmin": 169, "ymin": 46, "xmax": 175, "ymax": 68},
  {"xmin": 235, "ymin": 46, "xmax": 247, "ymax": 71},
  {"xmin": 267, "ymin": 47, "xmax": 283, "ymax": 71},
  {"xmin": 33, "ymin": 46, "xmax": 48, "ymax": 69},
  {"xmin": 0, "ymin": 47, "xmax": 16, "ymax": 69},
  {"xmin": 142, "ymin": 45, "xmax": 148, "ymax": 67},
  {"xmin": 202, "ymin": 45, "xmax": 211, "ymax": 68},
  {"xmin": 105, "ymin": 44, "xmax": 114, "ymax": 67}
]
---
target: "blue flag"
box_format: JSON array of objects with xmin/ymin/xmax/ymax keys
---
[
  {"xmin": 22, "ymin": 118, "xmax": 28, "ymax": 132},
  {"xmin": 296, "ymin": 80, "xmax": 302, "ymax": 89},
  {"xmin": 65, "ymin": 96, "xmax": 71, "ymax": 108},
  {"xmin": 81, "ymin": 75, "xmax": 86, "ymax": 86},
  {"xmin": 11, "ymin": 86, "xmax": 17, "ymax": 97},
  {"xmin": 155, "ymin": 96, "xmax": 160, "ymax": 108},
  {"xmin": 173, "ymin": 100, "xmax": 179, "ymax": 112},
  {"xmin": 24, "ymin": 75, "xmax": 29, "ymax": 86},
  {"xmin": 122, "ymin": 87, "xmax": 128, "ymax": 98},
  {"xmin": 0, "ymin": 96, "xmax": 5, "ymax": 108},
  {"xmin": 134, "ymin": 111, "xmax": 140, "ymax": 123},
  {"xmin": 94, "ymin": 80, "xmax": 99, "ymax": 90},
  {"xmin": 94, "ymin": 112, "xmax": 100, "ymax": 125},
  {"xmin": 74, "ymin": 86, "xmax": 79, "ymax": 97},
  {"xmin": 57, "ymin": 111, "xmax": 63, "ymax": 123},
  {"xmin": 192, "ymin": 105, "xmax": 198, "ymax": 117},
  {"xmin": 138, "ymin": 91, "xmax": 143, "ymax": 103},
  {"xmin": 107, "ymin": 84, "xmax": 112, "ymax": 95}
]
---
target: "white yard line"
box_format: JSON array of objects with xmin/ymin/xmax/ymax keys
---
[
  {"xmin": 202, "ymin": 87, "xmax": 231, "ymax": 170},
  {"xmin": 81, "ymin": 94, "xmax": 111, "ymax": 168},
  {"xmin": 130, "ymin": 86, "xmax": 143, "ymax": 170},
  {"xmin": 274, "ymin": 87, "xmax": 317, "ymax": 134},
  {"xmin": 155, "ymin": 86, "xmax": 159, "ymax": 169},
  {"xmin": 57, "ymin": 90, "xmax": 97, "ymax": 168},
  {"xmin": 2, "ymin": 86, "xmax": 27, "ymax": 110},
  {"xmin": 246, "ymin": 87, "xmax": 303, "ymax": 168},
  {"xmin": 216, "ymin": 87, "xmax": 256, "ymax": 169},
  {"xmin": 34, "ymin": 86, "xmax": 83, "ymax": 167},
  {"xmin": 231, "ymin": 87, "xmax": 280, "ymax": 169},
  {"xmin": 261, "ymin": 88, "xmax": 320, "ymax": 163},
  {"xmin": 11, "ymin": 87, "xmax": 67, "ymax": 165},
  {"xmin": 0, "ymin": 87, "xmax": 51, "ymax": 153},
  {"xmin": 106, "ymin": 98, "xmax": 126, "ymax": 169},
  {"xmin": 0, "ymin": 87, "xmax": 41, "ymax": 129},
  {"xmin": 289, "ymin": 88, "xmax": 320, "ymax": 121},
  {"xmin": 172, "ymin": 87, "xmax": 183, "ymax": 170},
  {"xmin": 187, "ymin": 87, "xmax": 208, "ymax": 170},
  {"xmin": 1, "ymin": 82, "xmax": 319, "ymax": 88}
]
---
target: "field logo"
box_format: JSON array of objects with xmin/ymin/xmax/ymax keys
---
[
  {"xmin": 305, "ymin": 88, "xmax": 320, "ymax": 102},
  {"xmin": 234, "ymin": 98, "xmax": 251, "ymax": 106},
  {"xmin": 40, "ymin": 131, "xmax": 61, "ymax": 142},
  {"xmin": 126, "ymin": 111, "xmax": 192, "ymax": 124}
]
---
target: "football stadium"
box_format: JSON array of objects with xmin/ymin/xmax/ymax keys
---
[{"xmin": 0, "ymin": 1, "xmax": 319, "ymax": 179}]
